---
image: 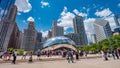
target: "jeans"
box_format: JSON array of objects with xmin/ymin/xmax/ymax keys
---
[{"xmin": 68, "ymin": 56, "xmax": 74, "ymax": 63}]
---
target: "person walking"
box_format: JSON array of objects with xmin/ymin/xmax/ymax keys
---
[
  {"xmin": 103, "ymin": 50, "xmax": 108, "ymax": 61},
  {"xmin": 12, "ymin": 50, "xmax": 17, "ymax": 64},
  {"xmin": 111, "ymin": 50, "xmax": 115, "ymax": 60},
  {"xmin": 67, "ymin": 50, "xmax": 74, "ymax": 63}
]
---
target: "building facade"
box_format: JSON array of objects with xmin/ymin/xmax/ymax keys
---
[
  {"xmin": 0, "ymin": 0, "xmax": 15, "ymax": 21},
  {"xmin": 47, "ymin": 30, "xmax": 52, "ymax": 38},
  {"xmin": 52, "ymin": 20, "xmax": 64, "ymax": 37},
  {"xmin": 93, "ymin": 19, "xmax": 113, "ymax": 42},
  {"xmin": 0, "ymin": 5, "xmax": 19, "ymax": 50},
  {"xmin": 90, "ymin": 34, "xmax": 97, "ymax": 43},
  {"xmin": 22, "ymin": 21, "xmax": 37, "ymax": 51},
  {"xmin": 65, "ymin": 33, "xmax": 81, "ymax": 46},
  {"xmin": 35, "ymin": 32, "xmax": 43, "ymax": 50},
  {"xmin": 73, "ymin": 15, "xmax": 88, "ymax": 47}
]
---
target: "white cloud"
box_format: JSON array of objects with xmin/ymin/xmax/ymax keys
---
[
  {"xmin": 41, "ymin": 0, "xmax": 50, "ymax": 8},
  {"xmin": 105, "ymin": 17, "xmax": 116, "ymax": 31},
  {"xmin": 58, "ymin": 7, "xmax": 88, "ymax": 31},
  {"xmin": 84, "ymin": 18, "xmax": 96, "ymax": 34},
  {"xmin": 57, "ymin": 6, "xmax": 75, "ymax": 30},
  {"xmin": 73, "ymin": 9, "xmax": 87, "ymax": 17},
  {"xmin": 27, "ymin": 16, "xmax": 34, "ymax": 22},
  {"xmin": 15, "ymin": 0, "xmax": 32, "ymax": 13},
  {"xmin": 95, "ymin": 8, "xmax": 112, "ymax": 17},
  {"xmin": 41, "ymin": 30, "xmax": 48, "ymax": 37},
  {"xmin": 118, "ymin": 3, "xmax": 120, "ymax": 7}
]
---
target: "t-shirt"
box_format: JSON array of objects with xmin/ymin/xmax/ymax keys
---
[{"xmin": 14, "ymin": 52, "xmax": 18, "ymax": 56}]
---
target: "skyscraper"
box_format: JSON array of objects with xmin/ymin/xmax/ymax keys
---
[
  {"xmin": 93, "ymin": 19, "xmax": 112, "ymax": 42},
  {"xmin": 0, "ymin": 5, "xmax": 18, "ymax": 50},
  {"xmin": 48, "ymin": 30, "xmax": 52, "ymax": 38},
  {"xmin": 52, "ymin": 20, "xmax": 64, "ymax": 37},
  {"xmin": 0, "ymin": 0, "xmax": 15, "ymax": 20},
  {"xmin": 22, "ymin": 21, "xmax": 37, "ymax": 51},
  {"xmin": 90, "ymin": 34, "xmax": 97, "ymax": 43},
  {"xmin": 35, "ymin": 32, "xmax": 43, "ymax": 50},
  {"xmin": 73, "ymin": 15, "xmax": 88, "ymax": 47}
]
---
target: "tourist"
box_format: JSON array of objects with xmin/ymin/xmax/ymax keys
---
[
  {"xmin": 22, "ymin": 51, "xmax": 27, "ymax": 60},
  {"xmin": 80, "ymin": 51, "xmax": 84, "ymax": 57},
  {"xmin": 8, "ymin": 50, "xmax": 12, "ymax": 60},
  {"xmin": 37, "ymin": 49, "xmax": 41, "ymax": 60},
  {"xmin": 47, "ymin": 50, "xmax": 50, "ymax": 57},
  {"xmin": 28, "ymin": 52, "xmax": 33, "ymax": 63},
  {"xmin": 110, "ymin": 50, "xmax": 115, "ymax": 60},
  {"xmin": 67, "ymin": 50, "xmax": 74, "ymax": 63},
  {"xmin": 118, "ymin": 48, "xmax": 120, "ymax": 56},
  {"xmin": 4, "ymin": 50, "xmax": 8, "ymax": 61},
  {"xmin": 114, "ymin": 48, "xmax": 119, "ymax": 59},
  {"xmin": 103, "ymin": 50, "xmax": 108, "ymax": 61},
  {"xmin": 12, "ymin": 50, "xmax": 17, "ymax": 64},
  {"xmin": 75, "ymin": 52, "xmax": 79, "ymax": 60}
]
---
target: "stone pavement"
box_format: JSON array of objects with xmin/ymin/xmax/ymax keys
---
[
  {"xmin": 0, "ymin": 54, "xmax": 102, "ymax": 63},
  {"xmin": 0, "ymin": 58, "xmax": 120, "ymax": 68}
]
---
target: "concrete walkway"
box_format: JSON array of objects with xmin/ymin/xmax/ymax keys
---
[
  {"xmin": 0, "ymin": 58, "xmax": 120, "ymax": 68},
  {"xmin": 0, "ymin": 54, "xmax": 102, "ymax": 63}
]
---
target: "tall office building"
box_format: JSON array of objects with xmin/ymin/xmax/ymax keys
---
[
  {"xmin": 65, "ymin": 33, "xmax": 81, "ymax": 46},
  {"xmin": 93, "ymin": 19, "xmax": 112, "ymax": 42},
  {"xmin": 0, "ymin": 0, "xmax": 15, "ymax": 20},
  {"xmin": 22, "ymin": 21, "xmax": 37, "ymax": 51},
  {"xmin": 52, "ymin": 20, "xmax": 64, "ymax": 37},
  {"xmin": 48, "ymin": 30, "xmax": 52, "ymax": 38},
  {"xmin": 35, "ymin": 32, "xmax": 43, "ymax": 50},
  {"xmin": 90, "ymin": 34, "xmax": 97, "ymax": 43},
  {"xmin": 73, "ymin": 15, "xmax": 88, "ymax": 47},
  {"xmin": 0, "ymin": 5, "xmax": 19, "ymax": 50}
]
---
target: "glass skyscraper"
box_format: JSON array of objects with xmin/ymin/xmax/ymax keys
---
[
  {"xmin": 0, "ymin": 0, "xmax": 15, "ymax": 20},
  {"xmin": 73, "ymin": 15, "xmax": 88, "ymax": 47}
]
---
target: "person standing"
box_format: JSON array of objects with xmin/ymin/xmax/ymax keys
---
[
  {"xmin": 12, "ymin": 50, "xmax": 17, "ymax": 64},
  {"xmin": 118, "ymin": 48, "xmax": 120, "ymax": 56},
  {"xmin": 22, "ymin": 51, "xmax": 27, "ymax": 60},
  {"xmin": 37, "ymin": 49, "xmax": 41, "ymax": 60},
  {"xmin": 29, "ymin": 52, "xmax": 33, "ymax": 63},
  {"xmin": 75, "ymin": 52, "xmax": 79, "ymax": 60},
  {"xmin": 114, "ymin": 48, "xmax": 119, "ymax": 59},
  {"xmin": 67, "ymin": 50, "xmax": 74, "ymax": 63}
]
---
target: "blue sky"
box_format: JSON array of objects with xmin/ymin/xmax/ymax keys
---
[{"xmin": 15, "ymin": 0, "xmax": 120, "ymax": 37}]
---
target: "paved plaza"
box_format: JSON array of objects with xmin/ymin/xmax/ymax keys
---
[{"xmin": 0, "ymin": 58, "xmax": 120, "ymax": 68}]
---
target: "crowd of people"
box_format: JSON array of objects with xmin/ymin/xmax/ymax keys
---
[
  {"xmin": 0, "ymin": 48, "xmax": 120, "ymax": 64},
  {"xmin": 102, "ymin": 48, "xmax": 120, "ymax": 61}
]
